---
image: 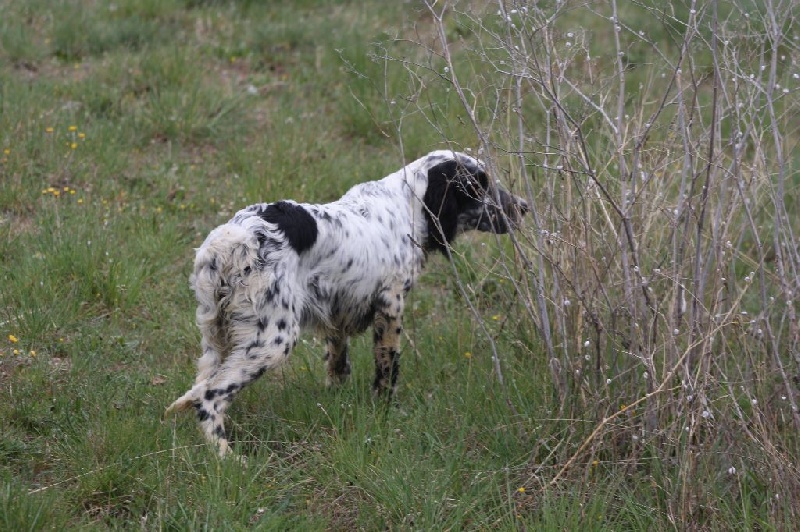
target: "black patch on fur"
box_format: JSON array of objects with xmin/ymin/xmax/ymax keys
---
[
  {"xmin": 276, "ymin": 319, "xmax": 287, "ymax": 331},
  {"xmin": 258, "ymin": 201, "xmax": 318, "ymax": 254},
  {"xmin": 245, "ymin": 338, "xmax": 265, "ymax": 355},
  {"xmin": 342, "ymin": 258, "xmax": 354, "ymax": 273},
  {"xmin": 423, "ymin": 159, "xmax": 488, "ymax": 253}
]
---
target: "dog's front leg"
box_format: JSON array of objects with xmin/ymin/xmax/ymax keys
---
[{"xmin": 372, "ymin": 286, "xmax": 405, "ymax": 396}]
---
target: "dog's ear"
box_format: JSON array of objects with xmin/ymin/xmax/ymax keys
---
[{"xmin": 423, "ymin": 159, "xmax": 479, "ymax": 253}]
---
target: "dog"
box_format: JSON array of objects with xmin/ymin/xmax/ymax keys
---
[{"xmin": 166, "ymin": 150, "xmax": 528, "ymax": 456}]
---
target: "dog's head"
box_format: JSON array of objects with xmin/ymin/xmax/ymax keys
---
[{"xmin": 422, "ymin": 153, "xmax": 528, "ymax": 254}]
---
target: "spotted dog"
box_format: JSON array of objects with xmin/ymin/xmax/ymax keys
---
[{"xmin": 165, "ymin": 151, "xmax": 528, "ymax": 456}]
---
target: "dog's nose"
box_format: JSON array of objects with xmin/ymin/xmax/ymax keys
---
[{"xmin": 516, "ymin": 197, "xmax": 529, "ymax": 217}]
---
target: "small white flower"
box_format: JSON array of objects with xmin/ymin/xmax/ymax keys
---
[
  {"xmin": 563, "ymin": 299, "xmax": 571, "ymax": 307},
  {"xmin": 673, "ymin": 328, "xmax": 679, "ymax": 336},
  {"xmin": 751, "ymin": 399, "xmax": 758, "ymax": 406},
  {"xmin": 584, "ymin": 340, "xmax": 590, "ymax": 348},
  {"xmin": 606, "ymin": 378, "xmax": 612, "ymax": 385},
  {"xmin": 642, "ymin": 371, "xmax": 649, "ymax": 380},
  {"xmin": 702, "ymin": 410, "xmax": 711, "ymax": 419},
  {"xmin": 728, "ymin": 467, "xmax": 736, "ymax": 475},
  {"xmin": 567, "ymin": 32, "xmax": 574, "ymax": 38},
  {"xmin": 443, "ymin": 66, "xmax": 450, "ymax": 73}
]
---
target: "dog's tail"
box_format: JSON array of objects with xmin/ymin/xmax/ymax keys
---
[{"xmin": 166, "ymin": 222, "xmax": 264, "ymax": 415}]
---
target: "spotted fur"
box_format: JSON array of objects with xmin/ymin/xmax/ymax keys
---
[{"xmin": 165, "ymin": 151, "xmax": 527, "ymax": 456}]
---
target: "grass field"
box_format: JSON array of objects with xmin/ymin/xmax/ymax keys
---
[{"xmin": 2, "ymin": 0, "xmax": 799, "ymax": 529}]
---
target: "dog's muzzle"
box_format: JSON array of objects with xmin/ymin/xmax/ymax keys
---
[{"xmin": 477, "ymin": 189, "xmax": 529, "ymax": 234}]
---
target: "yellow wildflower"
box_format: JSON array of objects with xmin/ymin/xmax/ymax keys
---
[
  {"xmin": 45, "ymin": 127, "xmax": 54, "ymax": 133},
  {"xmin": 68, "ymin": 125, "xmax": 77, "ymax": 132},
  {"xmin": 8, "ymin": 334, "xmax": 18, "ymax": 343},
  {"xmin": 78, "ymin": 132, "xmax": 86, "ymax": 139},
  {"xmin": 2, "ymin": 149, "xmax": 9, "ymax": 155},
  {"xmin": 517, "ymin": 487, "xmax": 526, "ymax": 493},
  {"xmin": 464, "ymin": 351, "xmax": 472, "ymax": 359},
  {"xmin": 70, "ymin": 143, "xmax": 77, "ymax": 149}
]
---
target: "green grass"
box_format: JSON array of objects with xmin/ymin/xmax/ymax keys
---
[{"xmin": 1, "ymin": 0, "xmax": 798, "ymax": 529}]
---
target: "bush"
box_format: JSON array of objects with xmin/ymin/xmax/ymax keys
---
[{"xmin": 379, "ymin": 0, "xmax": 800, "ymax": 521}]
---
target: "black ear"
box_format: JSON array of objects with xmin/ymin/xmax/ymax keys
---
[
  {"xmin": 423, "ymin": 161, "xmax": 458, "ymax": 253},
  {"xmin": 423, "ymin": 159, "xmax": 486, "ymax": 253}
]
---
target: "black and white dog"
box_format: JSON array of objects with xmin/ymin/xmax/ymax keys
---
[{"xmin": 166, "ymin": 151, "xmax": 527, "ymax": 456}]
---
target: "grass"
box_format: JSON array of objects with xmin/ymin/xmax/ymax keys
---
[{"xmin": 1, "ymin": 0, "xmax": 798, "ymax": 529}]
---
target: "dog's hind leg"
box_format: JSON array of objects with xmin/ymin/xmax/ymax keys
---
[
  {"xmin": 324, "ymin": 335, "xmax": 351, "ymax": 387},
  {"xmin": 165, "ymin": 320, "xmax": 226, "ymax": 415},
  {"xmin": 194, "ymin": 312, "xmax": 299, "ymax": 457}
]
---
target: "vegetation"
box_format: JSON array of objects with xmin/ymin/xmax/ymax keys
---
[{"xmin": 1, "ymin": 0, "xmax": 798, "ymax": 528}]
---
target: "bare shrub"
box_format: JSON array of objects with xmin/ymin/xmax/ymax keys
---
[{"xmin": 368, "ymin": 0, "xmax": 800, "ymax": 521}]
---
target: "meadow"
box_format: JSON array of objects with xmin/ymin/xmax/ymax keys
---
[{"xmin": 1, "ymin": 0, "xmax": 799, "ymax": 529}]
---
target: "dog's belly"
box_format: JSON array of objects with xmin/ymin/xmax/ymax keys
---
[{"xmin": 299, "ymin": 285, "xmax": 378, "ymax": 336}]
